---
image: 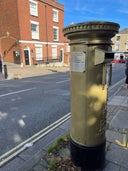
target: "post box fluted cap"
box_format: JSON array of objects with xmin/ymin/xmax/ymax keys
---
[{"xmin": 63, "ymin": 21, "xmax": 120, "ymax": 38}]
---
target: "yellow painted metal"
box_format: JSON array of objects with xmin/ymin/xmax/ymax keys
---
[{"xmin": 63, "ymin": 21, "xmax": 119, "ymax": 147}]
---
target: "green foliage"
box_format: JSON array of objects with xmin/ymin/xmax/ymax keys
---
[
  {"xmin": 56, "ymin": 137, "xmax": 65, "ymax": 144},
  {"xmin": 47, "ymin": 145, "xmax": 56, "ymax": 153},
  {"xmin": 47, "ymin": 133, "xmax": 70, "ymax": 170},
  {"xmin": 47, "ymin": 133, "xmax": 70, "ymax": 153},
  {"xmin": 48, "ymin": 158, "xmax": 56, "ymax": 171}
]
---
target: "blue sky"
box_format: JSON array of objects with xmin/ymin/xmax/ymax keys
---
[{"xmin": 57, "ymin": 0, "xmax": 128, "ymax": 30}]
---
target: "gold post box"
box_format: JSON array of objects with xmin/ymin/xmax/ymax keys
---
[{"xmin": 63, "ymin": 21, "xmax": 120, "ymax": 170}]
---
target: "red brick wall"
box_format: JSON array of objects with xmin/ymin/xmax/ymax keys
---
[
  {"xmin": 0, "ymin": 0, "xmax": 20, "ymax": 37},
  {"xmin": 0, "ymin": 0, "xmax": 69, "ymax": 65},
  {"xmin": 17, "ymin": 0, "xmax": 32, "ymax": 40},
  {"xmin": 16, "ymin": 0, "xmax": 64, "ymax": 42},
  {"xmin": 0, "ymin": 0, "xmax": 20, "ymax": 63}
]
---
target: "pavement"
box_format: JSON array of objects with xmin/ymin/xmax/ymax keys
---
[
  {"xmin": 0, "ymin": 63, "xmax": 128, "ymax": 171},
  {"xmin": 0, "ymin": 62, "xmax": 70, "ymax": 80}
]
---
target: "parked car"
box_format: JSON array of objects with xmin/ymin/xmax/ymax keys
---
[
  {"xmin": 112, "ymin": 59, "xmax": 120, "ymax": 63},
  {"xmin": 119, "ymin": 59, "xmax": 126, "ymax": 63},
  {"xmin": 112, "ymin": 53, "xmax": 126, "ymax": 63}
]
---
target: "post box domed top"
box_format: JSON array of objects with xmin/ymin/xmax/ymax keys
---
[{"xmin": 63, "ymin": 21, "xmax": 120, "ymax": 39}]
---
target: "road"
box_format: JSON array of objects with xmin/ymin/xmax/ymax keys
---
[
  {"xmin": 0, "ymin": 63, "xmax": 126, "ymax": 157},
  {"xmin": 0, "ymin": 72, "xmax": 70, "ymax": 156},
  {"xmin": 108, "ymin": 63, "xmax": 126, "ymax": 98},
  {"xmin": 111, "ymin": 63, "xmax": 125, "ymax": 85}
]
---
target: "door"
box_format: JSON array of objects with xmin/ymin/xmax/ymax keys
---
[
  {"xmin": 60, "ymin": 49, "xmax": 64, "ymax": 62},
  {"xmin": 24, "ymin": 50, "xmax": 29, "ymax": 65}
]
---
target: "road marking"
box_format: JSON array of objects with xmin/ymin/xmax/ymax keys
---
[
  {"xmin": 22, "ymin": 80, "xmax": 48, "ymax": 83},
  {"xmin": 0, "ymin": 87, "xmax": 36, "ymax": 98},
  {"xmin": 56, "ymin": 79, "xmax": 69, "ymax": 84},
  {"xmin": 0, "ymin": 113, "xmax": 71, "ymax": 167}
]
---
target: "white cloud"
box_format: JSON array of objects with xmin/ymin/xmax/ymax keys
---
[
  {"xmin": 118, "ymin": 9, "xmax": 128, "ymax": 14},
  {"xmin": 58, "ymin": 0, "xmax": 128, "ymax": 29}
]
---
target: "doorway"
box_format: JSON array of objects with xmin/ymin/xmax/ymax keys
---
[
  {"xmin": 60, "ymin": 49, "xmax": 64, "ymax": 62},
  {"xmin": 24, "ymin": 47, "xmax": 30, "ymax": 65}
]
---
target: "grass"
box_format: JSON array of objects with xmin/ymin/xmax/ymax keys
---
[
  {"xmin": 47, "ymin": 134, "xmax": 69, "ymax": 153},
  {"xmin": 48, "ymin": 158, "xmax": 56, "ymax": 171},
  {"xmin": 46, "ymin": 133, "xmax": 70, "ymax": 171}
]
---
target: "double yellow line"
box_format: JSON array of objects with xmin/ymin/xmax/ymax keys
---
[{"xmin": 0, "ymin": 113, "xmax": 71, "ymax": 167}]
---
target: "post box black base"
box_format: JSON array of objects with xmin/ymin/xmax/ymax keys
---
[{"xmin": 70, "ymin": 138, "xmax": 106, "ymax": 170}]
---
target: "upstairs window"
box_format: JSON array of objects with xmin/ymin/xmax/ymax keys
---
[
  {"xmin": 53, "ymin": 26, "xmax": 59, "ymax": 41},
  {"xmin": 116, "ymin": 35, "xmax": 120, "ymax": 41},
  {"xmin": 30, "ymin": 0, "xmax": 38, "ymax": 17},
  {"xmin": 125, "ymin": 42, "xmax": 128, "ymax": 51},
  {"xmin": 31, "ymin": 21, "xmax": 39, "ymax": 40},
  {"xmin": 115, "ymin": 43, "xmax": 119, "ymax": 51},
  {"xmin": 53, "ymin": 9, "xmax": 58, "ymax": 22}
]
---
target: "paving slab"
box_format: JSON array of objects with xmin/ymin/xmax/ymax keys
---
[
  {"xmin": 108, "ymin": 96, "xmax": 128, "ymax": 107},
  {"xmin": 0, "ymin": 157, "xmax": 24, "ymax": 171},
  {"xmin": 109, "ymin": 110, "xmax": 128, "ymax": 130},
  {"xmin": 106, "ymin": 129, "xmax": 123, "ymax": 144},
  {"xmin": 59, "ymin": 119, "xmax": 70, "ymax": 131},
  {"xmin": 106, "ymin": 143, "xmax": 128, "ymax": 169},
  {"xmin": 104, "ymin": 162, "xmax": 120, "ymax": 171}
]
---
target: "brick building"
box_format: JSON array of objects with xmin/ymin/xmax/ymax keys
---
[{"xmin": 0, "ymin": 0, "xmax": 70, "ymax": 66}]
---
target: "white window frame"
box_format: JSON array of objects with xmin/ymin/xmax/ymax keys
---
[
  {"xmin": 35, "ymin": 44, "xmax": 43, "ymax": 61},
  {"xmin": 53, "ymin": 26, "xmax": 59, "ymax": 41},
  {"xmin": 116, "ymin": 34, "xmax": 120, "ymax": 41},
  {"xmin": 52, "ymin": 45, "xmax": 57, "ymax": 59},
  {"xmin": 115, "ymin": 43, "xmax": 119, "ymax": 51},
  {"xmin": 66, "ymin": 43, "xmax": 70, "ymax": 52},
  {"xmin": 31, "ymin": 21, "xmax": 39, "ymax": 40},
  {"xmin": 53, "ymin": 9, "xmax": 58, "ymax": 22},
  {"xmin": 125, "ymin": 42, "xmax": 128, "ymax": 51},
  {"xmin": 30, "ymin": 0, "xmax": 38, "ymax": 17}
]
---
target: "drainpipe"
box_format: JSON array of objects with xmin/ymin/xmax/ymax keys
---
[{"xmin": 45, "ymin": 5, "xmax": 49, "ymax": 64}]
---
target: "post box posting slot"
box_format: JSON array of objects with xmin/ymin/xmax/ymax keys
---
[{"xmin": 95, "ymin": 49, "xmax": 114, "ymax": 86}]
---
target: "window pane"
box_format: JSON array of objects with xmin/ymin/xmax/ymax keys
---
[
  {"xmin": 31, "ymin": 23, "xmax": 39, "ymax": 39},
  {"xmin": 52, "ymin": 47, "xmax": 57, "ymax": 59},
  {"xmin": 30, "ymin": 1, "xmax": 38, "ymax": 16},
  {"xmin": 31, "ymin": 23, "xmax": 37, "ymax": 31},
  {"xmin": 116, "ymin": 36, "xmax": 120, "ymax": 41},
  {"xmin": 115, "ymin": 44, "xmax": 119, "ymax": 51},
  {"xmin": 126, "ymin": 43, "xmax": 128, "ymax": 51},
  {"xmin": 53, "ymin": 28, "xmax": 58, "ymax": 41},
  {"xmin": 53, "ymin": 10, "xmax": 58, "ymax": 22},
  {"xmin": 36, "ymin": 47, "xmax": 43, "ymax": 60},
  {"xmin": 66, "ymin": 44, "xmax": 70, "ymax": 52}
]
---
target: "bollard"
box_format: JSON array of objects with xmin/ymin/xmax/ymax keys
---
[
  {"xmin": 4, "ymin": 64, "xmax": 8, "ymax": 79},
  {"xmin": 0, "ymin": 60, "xmax": 2, "ymax": 73},
  {"xmin": 63, "ymin": 21, "xmax": 120, "ymax": 170}
]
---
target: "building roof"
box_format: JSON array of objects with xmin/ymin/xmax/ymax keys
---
[{"xmin": 119, "ymin": 28, "xmax": 128, "ymax": 34}]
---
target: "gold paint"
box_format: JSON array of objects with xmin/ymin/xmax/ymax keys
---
[{"xmin": 64, "ymin": 21, "xmax": 119, "ymax": 146}]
